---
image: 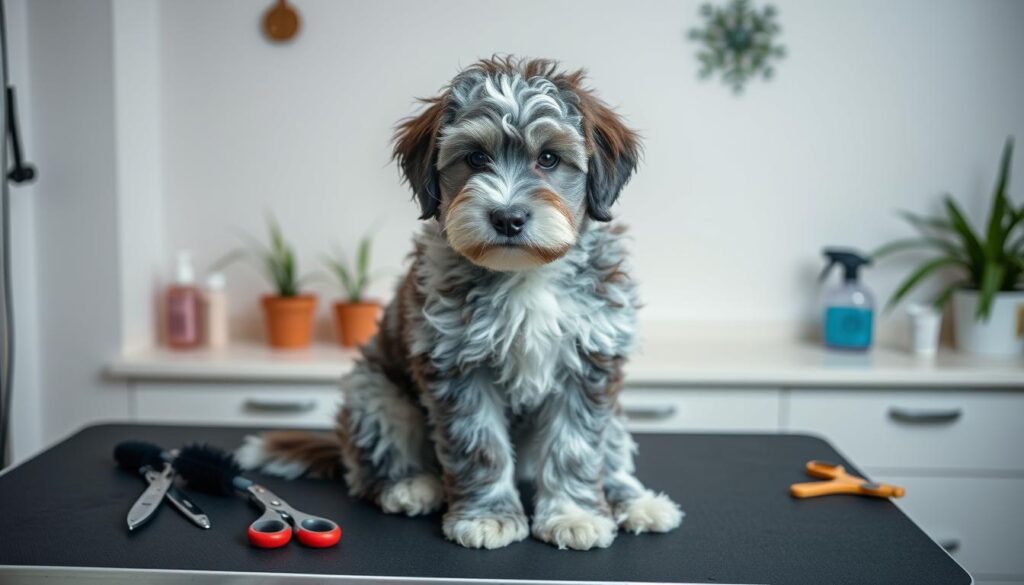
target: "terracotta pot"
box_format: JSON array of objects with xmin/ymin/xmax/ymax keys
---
[
  {"xmin": 261, "ymin": 294, "xmax": 317, "ymax": 349},
  {"xmin": 333, "ymin": 301, "xmax": 381, "ymax": 348}
]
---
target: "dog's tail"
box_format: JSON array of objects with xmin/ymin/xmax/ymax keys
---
[{"xmin": 235, "ymin": 431, "xmax": 344, "ymax": 480}]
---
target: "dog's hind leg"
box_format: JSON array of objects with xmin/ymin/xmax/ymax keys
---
[
  {"xmin": 602, "ymin": 409, "xmax": 684, "ymax": 534},
  {"xmin": 236, "ymin": 333, "xmax": 442, "ymax": 517},
  {"xmin": 335, "ymin": 341, "xmax": 443, "ymax": 517}
]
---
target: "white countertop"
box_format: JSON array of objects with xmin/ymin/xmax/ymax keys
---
[{"xmin": 107, "ymin": 330, "xmax": 1024, "ymax": 388}]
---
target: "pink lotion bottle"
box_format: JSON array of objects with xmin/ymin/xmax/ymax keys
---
[{"xmin": 166, "ymin": 251, "xmax": 201, "ymax": 349}]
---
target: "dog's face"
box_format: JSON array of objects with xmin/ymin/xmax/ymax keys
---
[
  {"xmin": 394, "ymin": 58, "xmax": 641, "ymax": 272},
  {"xmin": 434, "ymin": 72, "xmax": 589, "ymax": 272}
]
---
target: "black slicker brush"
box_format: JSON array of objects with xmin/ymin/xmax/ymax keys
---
[
  {"xmin": 174, "ymin": 443, "xmax": 246, "ymax": 495},
  {"xmin": 114, "ymin": 440, "xmax": 169, "ymax": 471}
]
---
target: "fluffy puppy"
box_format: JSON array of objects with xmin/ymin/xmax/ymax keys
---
[{"xmin": 237, "ymin": 57, "xmax": 683, "ymax": 550}]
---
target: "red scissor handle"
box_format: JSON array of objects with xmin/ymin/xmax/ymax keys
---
[
  {"xmin": 244, "ymin": 483, "xmax": 342, "ymax": 549},
  {"xmin": 293, "ymin": 516, "xmax": 342, "ymax": 548},
  {"xmin": 248, "ymin": 515, "xmax": 292, "ymax": 549}
]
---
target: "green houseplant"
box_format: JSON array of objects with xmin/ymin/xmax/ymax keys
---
[
  {"xmin": 873, "ymin": 138, "xmax": 1023, "ymax": 355},
  {"xmin": 323, "ymin": 235, "xmax": 380, "ymax": 348},
  {"xmin": 216, "ymin": 216, "xmax": 317, "ymax": 349}
]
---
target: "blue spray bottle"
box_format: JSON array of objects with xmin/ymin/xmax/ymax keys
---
[{"xmin": 819, "ymin": 248, "xmax": 874, "ymax": 351}]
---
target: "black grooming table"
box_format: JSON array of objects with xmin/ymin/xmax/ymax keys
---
[{"xmin": 0, "ymin": 423, "xmax": 968, "ymax": 585}]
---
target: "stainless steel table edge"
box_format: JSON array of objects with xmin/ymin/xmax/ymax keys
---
[{"xmin": 0, "ymin": 565, "xmax": 757, "ymax": 585}]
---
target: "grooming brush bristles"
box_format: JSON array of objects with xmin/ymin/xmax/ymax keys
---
[
  {"xmin": 175, "ymin": 443, "xmax": 244, "ymax": 496},
  {"xmin": 113, "ymin": 441, "xmax": 165, "ymax": 471}
]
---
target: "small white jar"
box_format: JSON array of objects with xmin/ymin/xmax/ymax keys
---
[{"xmin": 906, "ymin": 303, "xmax": 942, "ymax": 357}]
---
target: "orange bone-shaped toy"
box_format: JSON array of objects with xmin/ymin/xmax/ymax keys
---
[{"xmin": 790, "ymin": 460, "xmax": 905, "ymax": 499}]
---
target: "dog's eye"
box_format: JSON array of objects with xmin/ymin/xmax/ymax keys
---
[
  {"xmin": 466, "ymin": 151, "xmax": 490, "ymax": 170},
  {"xmin": 537, "ymin": 152, "xmax": 560, "ymax": 170}
]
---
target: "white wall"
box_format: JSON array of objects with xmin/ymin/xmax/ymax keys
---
[
  {"xmin": 159, "ymin": 0, "xmax": 1024, "ymax": 338},
  {"xmin": 7, "ymin": 0, "xmax": 1024, "ymax": 457},
  {"xmin": 24, "ymin": 0, "xmax": 127, "ymax": 450},
  {"xmin": 113, "ymin": 0, "xmax": 165, "ymax": 353},
  {"xmin": 6, "ymin": 0, "xmax": 42, "ymax": 462},
  {"xmin": 9, "ymin": 0, "xmax": 167, "ymax": 461}
]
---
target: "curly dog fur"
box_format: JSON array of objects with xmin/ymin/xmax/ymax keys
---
[{"xmin": 236, "ymin": 56, "xmax": 683, "ymax": 550}]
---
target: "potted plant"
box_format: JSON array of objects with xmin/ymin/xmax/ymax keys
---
[
  {"xmin": 874, "ymin": 138, "xmax": 1023, "ymax": 355},
  {"xmin": 324, "ymin": 235, "xmax": 380, "ymax": 348},
  {"xmin": 217, "ymin": 216, "xmax": 317, "ymax": 349}
]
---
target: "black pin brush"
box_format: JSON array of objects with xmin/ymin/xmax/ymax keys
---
[
  {"xmin": 114, "ymin": 440, "xmax": 170, "ymax": 471},
  {"xmin": 174, "ymin": 443, "xmax": 250, "ymax": 495}
]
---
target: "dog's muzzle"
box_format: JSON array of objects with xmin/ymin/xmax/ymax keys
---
[{"xmin": 445, "ymin": 187, "xmax": 577, "ymax": 272}]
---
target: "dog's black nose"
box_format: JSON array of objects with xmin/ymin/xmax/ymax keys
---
[{"xmin": 489, "ymin": 207, "xmax": 528, "ymax": 237}]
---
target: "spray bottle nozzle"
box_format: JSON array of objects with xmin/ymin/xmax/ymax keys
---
[{"xmin": 819, "ymin": 248, "xmax": 871, "ymax": 284}]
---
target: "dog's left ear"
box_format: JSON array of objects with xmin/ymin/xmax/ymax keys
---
[
  {"xmin": 576, "ymin": 90, "xmax": 642, "ymax": 222},
  {"xmin": 393, "ymin": 96, "xmax": 447, "ymax": 220}
]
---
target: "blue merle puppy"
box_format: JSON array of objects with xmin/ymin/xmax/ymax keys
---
[{"xmin": 237, "ymin": 57, "xmax": 683, "ymax": 550}]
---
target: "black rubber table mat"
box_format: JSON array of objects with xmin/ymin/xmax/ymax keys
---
[{"xmin": 0, "ymin": 423, "xmax": 968, "ymax": 584}]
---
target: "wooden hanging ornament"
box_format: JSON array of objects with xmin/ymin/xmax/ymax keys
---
[{"xmin": 262, "ymin": 0, "xmax": 301, "ymax": 43}]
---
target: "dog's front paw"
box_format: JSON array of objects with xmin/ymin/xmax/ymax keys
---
[
  {"xmin": 443, "ymin": 509, "xmax": 529, "ymax": 549},
  {"xmin": 616, "ymin": 491, "xmax": 684, "ymax": 534},
  {"xmin": 379, "ymin": 474, "xmax": 444, "ymax": 516},
  {"xmin": 532, "ymin": 504, "xmax": 617, "ymax": 550}
]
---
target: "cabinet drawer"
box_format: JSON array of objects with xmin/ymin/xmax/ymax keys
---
[
  {"xmin": 620, "ymin": 387, "xmax": 780, "ymax": 432},
  {"xmin": 787, "ymin": 390, "xmax": 1024, "ymax": 471},
  {"xmin": 134, "ymin": 382, "xmax": 341, "ymax": 428},
  {"xmin": 874, "ymin": 475, "xmax": 1024, "ymax": 579}
]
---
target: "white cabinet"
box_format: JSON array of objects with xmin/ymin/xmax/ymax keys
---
[
  {"xmin": 875, "ymin": 475, "xmax": 1024, "ymax": 580},
  {"xmin": 786, "ymin": 389, "xmax": 1024, "ymax": 472},
  {"xmin": 788, "ymin": 388, "xmax": 1024, "ymax": 581},
  {"xmin": 621, "ymin": 387, "xmax": 780, "ymax": 432},
  {"xmin": 133, "ymin": 382, "xmax": 341, "ymax": 428},
  {"xmin": 132, "ymin": 383, "xmax": 781, "ymax": 433}
]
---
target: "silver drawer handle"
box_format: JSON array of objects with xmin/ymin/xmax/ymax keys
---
[
  {"xmin": 623, "ymin": 404, "xmax": 677, "ymax": 421},
  {"xmin": 938, "ymin": 538, "xmax": 961, "ymax": 554},
  {"xmin": 888, "ymin": 407, "xmax": 963, "ymax": 424},
  {"xmin": 243, "ymin": 398, "xmax": 318, "ymax": 414}
]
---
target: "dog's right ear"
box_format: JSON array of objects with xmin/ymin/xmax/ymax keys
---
[{"xmin": 393, "ymin": 96, "xmax": 447, "ymax": 220}]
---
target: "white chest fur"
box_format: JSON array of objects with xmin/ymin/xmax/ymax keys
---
[
  {"xmin": 486, "ymin": 269, "xmax": 581, "ymax": 413},
  {"xmin": 416, "ymin": 223, "xmax": 635, "ymax": 414}
]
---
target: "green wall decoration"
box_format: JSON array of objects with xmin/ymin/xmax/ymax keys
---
[{"xmin": 688, "ymin": 0, "xmax": 786, "ymax": 94}]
